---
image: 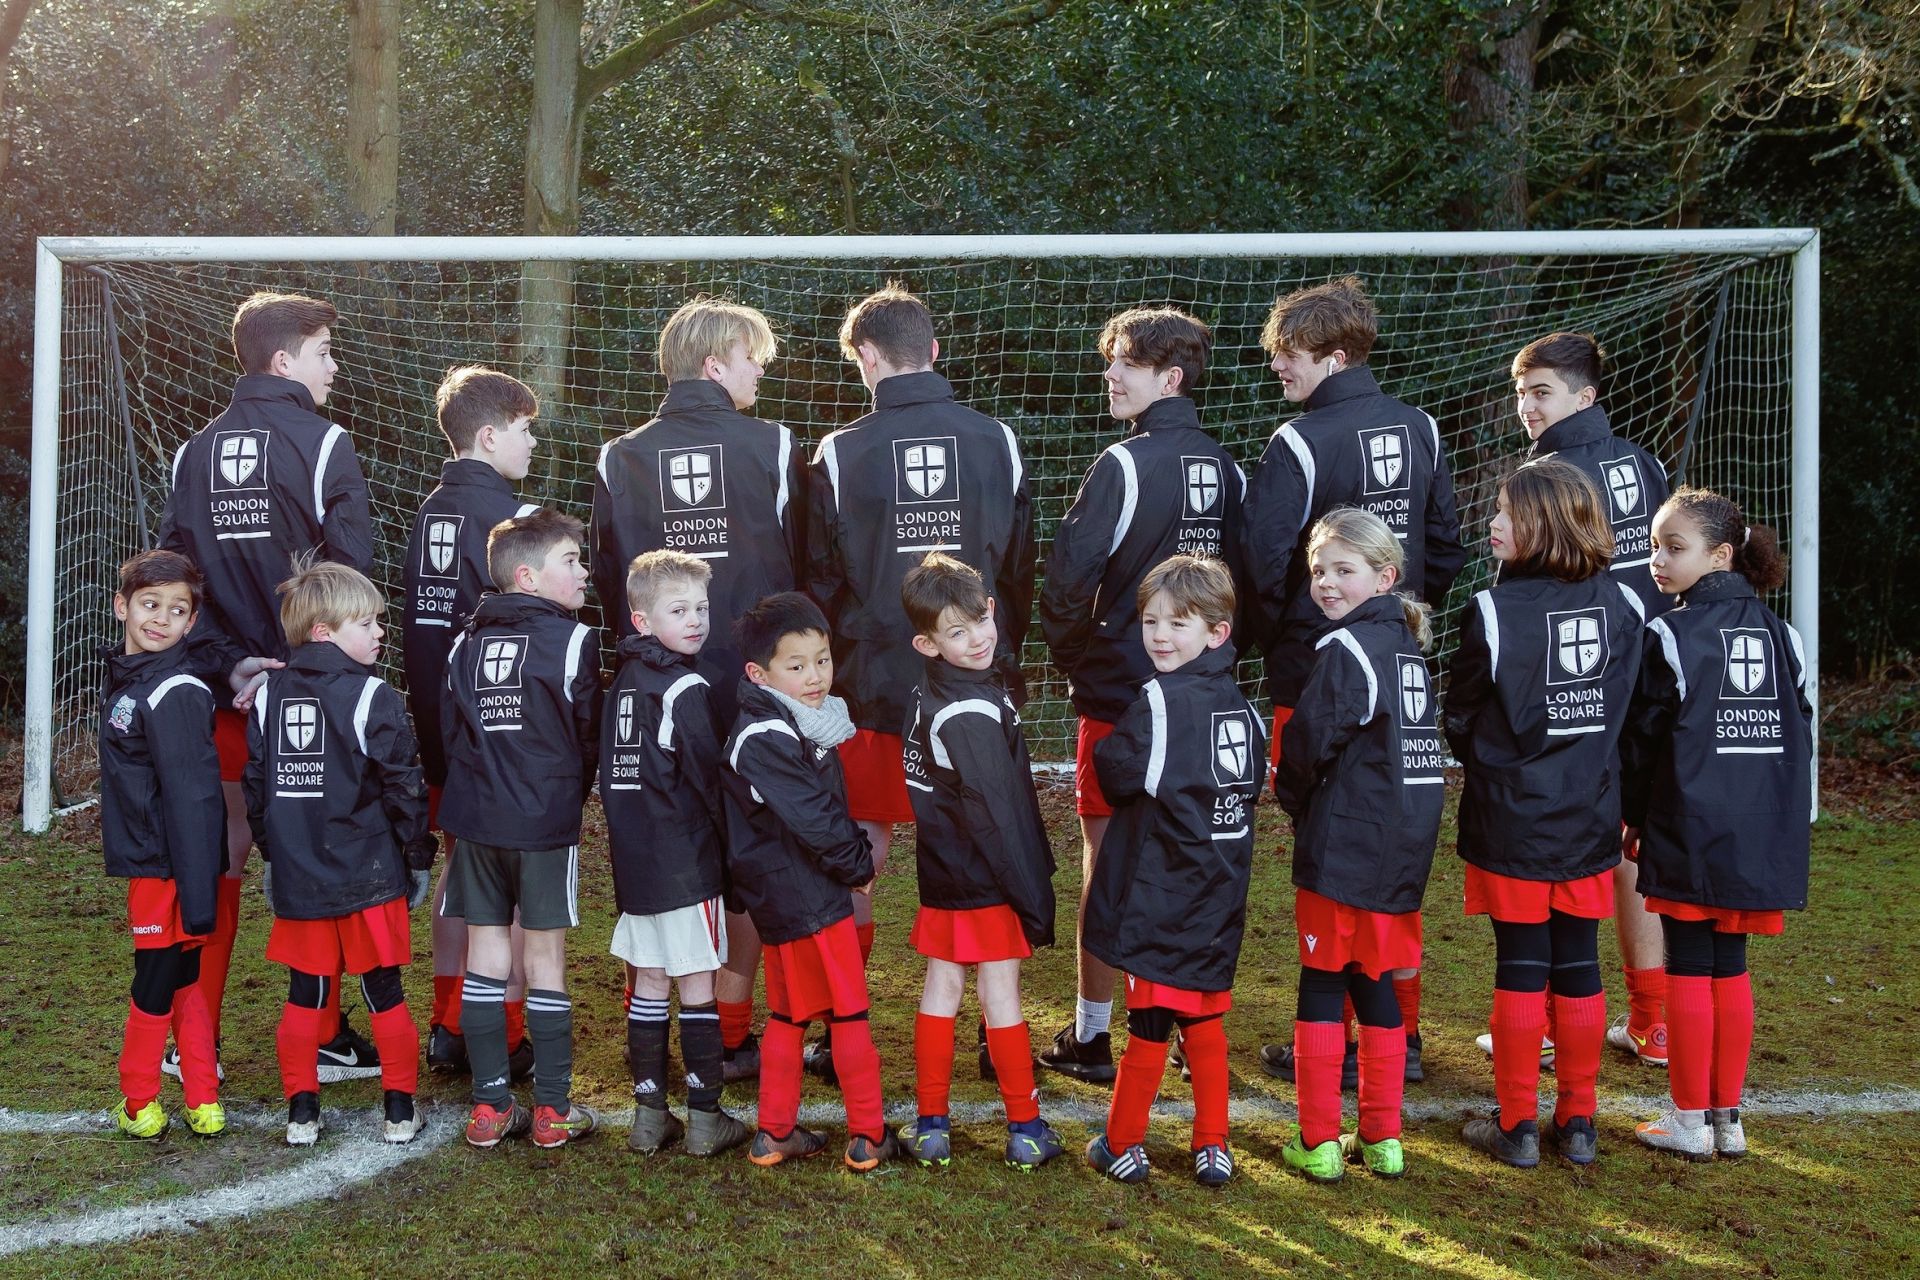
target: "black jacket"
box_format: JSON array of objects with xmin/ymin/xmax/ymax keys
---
[
  {"xmin": 721, "ymin": 682, "xmax": 874, "ymax": 945},
  {"xmin": 806, "ymin": 371, "xmax": 1038, "ymax": 732},
  {"xmin": 438, "ymin": 593, "xmax": 601, "ymax": 851},
  {"xmin": 1620, "ymin": 571, "xmax": 1813, "ymax": 911},
  {"xmin": 901, "ymin": 657, "xmax": 1056, "ymax": 947},
  {"xmin": 1039, "ymin": 396, "xmax": 1248, "ymax": 722},
  {"xmin": 243, "ymin": 642, "xmax": 432, "ymax": 921},
  {"xmin": 157, "ymin": 375, "xmax": 374, "ymax": 674},
  {"xmin": 1082, "ymin": 644, "xmax": 1265, "ymax": 992},
  {"xmin": 402, "ymin": 459, "xmax": 540, "ymax": 786},
  {"xmin": 592, "ymin": 380, "xmax": 806, "ymax": 726},
  {"xmin": 1274, "ymin": 595, "xmax": 1445, "ymax": 914},
  {"xmin": 1242, "ymin": 367, "xmax": 1465, "ymax": 705},
  {"xmin": 1526, "ymin": 405, "xmax": 1674, "ymax": 621},
  {"xmin": 1444, "ymin": 571, "xmax": 1645, "ymax": 882},
  {"xmin": 98, "ymin": 643, "xmax": 227, "ymax": 934},
  {"xmin": 601, "ymin": 634, "xmax": 728, "ymax": 917}
]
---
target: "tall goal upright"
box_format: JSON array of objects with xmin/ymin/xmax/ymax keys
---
[{"xmin": 24, "ymin": 230, "xmax": 1820, "ymax": 832}]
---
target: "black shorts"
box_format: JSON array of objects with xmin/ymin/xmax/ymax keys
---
[{"xmin": 440, "ymin": 839, "xmax": 579, "ymax": 931}]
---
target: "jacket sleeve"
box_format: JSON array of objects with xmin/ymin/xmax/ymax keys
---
[
  {"xmin": 320, "ymin": 434, "xmax": 376, "ymax": 575},
  {"xmin": 590, "ymin": 453, "xmax": 627, "ymax": 634},
  {"xmin": 666, "ymin": 679, "xmax": 728, "ymax": 832},
  {"xmin": 735, "ymin": 729, "xmax": 873, "ymax": 886},
  {"xmin": 997, "ymin": 436, "xmax": 1039, "ymax": 656},
  {"xmin": 1039, "ymin": 451, "xmax": 1123, "ymax": 674},
  {"xmin": 780, "ymin": 427, "xmax": 808, "ymax": 590},
  {"xmin": 1090, "ymin": 685, "xmax": 1157, "ymax": 803},
  {"xmin": 804, "ymin": 438, "xmax": 848, "ymax": 614},
  {"xmin": 937, "ymin": 708, "xmax": 1055, "ymax": 947},
  {"xmin": 1442, "ymin": 596, "xmax": 1493, "ymax": 763},
  {"xmin": 1619, "ymin": 625, "xmax": 1680, "ymax": 828},
  {"xmin": 1272, "ymin": 642, "xmax": 1371, "ymax": 822},
  {"xmin": 1421, "ymin": 424, "xmax": 1467, "ymax": 606},
  {"xmin": 570, "ymin": 636, "xmax": 603, "ymax": 799},
  {"xmin": 366, "ymin": 683, "xmax": 434, "ymax": 869},
  {"xmin": 1241, "ymin": 432, "xmax": 1310, "ymax": 630},
  {"xmin": 148, "ymin": 680, "xmax": 226, "ymax": 935},
  {"xmin": 242, "ymin": 690, "xmax": 269, "ymax": 860}
]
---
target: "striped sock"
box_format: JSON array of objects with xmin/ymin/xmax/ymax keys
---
[
  {"xmin": 524, "ymin": 988, "xmax": 574, "ymax": 1110},
  {"xmin": 627, "ymin": 994, "xmax": 670, "ymax": 1104},
  {"xmin": 460, "ymin": 972, "xmax": 511, "ymax": 1107},
  {"xmin": 679, "ymin": 1002, "xmax": 724, "ymax": 1112}
]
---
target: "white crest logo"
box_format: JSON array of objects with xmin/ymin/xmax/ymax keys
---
[
  {"xmin": 669, "ymin": 450, "xmax": 713, "ymax": 506},
  {"xmin": 1369, "ymin": 431, "xmax": 1403, "ymax": 487},
  {"xmin": 904, "ymin": 443, "xmax": 948, "ymax": 498},
  {"xmin": 1604, "ymin": 458, "xmax": 1643, "ymax": 519},
  {"xmin": 1728, "ymin": 632, "xmax": 1768, "ymax": 695},
  {"xmin": 1556, "ymin": 614, "xmax": 1603, "ymax": 678},
  {"xmin": 481, "ymin": 639, "xmax": 521, "ymax": 686},
  {"xmin": 282, "ymin": 699, "xmax": 319, "ymax": 753},
  {"xmin": 1304, "ymin": 933, "xmax": 1319, "ymax": 954},
  {"xmin": 1215, "ymin": 715, "xmax": 1249, "ymax": 781},
  {"xmin": 218, "ymin": 434, "xmax": 260, "ymax": 487},
  {"xmin": 617, "ymin": 691, "xmax": 636, "ymax": 745},
  {"xmin": 1186, "ymin": 459, "xmax": 1221, "ymax": 516},
  {"xmin": 1400, "ymin": 658, "xmax": 1429, "ymax": 724},
  {"xmin": 427, "ymin": 519, "xmax": 458, "ymax": 574}
]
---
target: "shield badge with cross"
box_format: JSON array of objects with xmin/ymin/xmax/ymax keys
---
[
  {"xmin": 1727, "ymin": 632, "xmax": 1768, "ymax": 695},
  {"xmin": 904, "ymin": 443, "xmax": 948, "ymax": 499},
  {"xmin": 218, "ymin": 434, "xmax": 260, "ymax": 487},
  {"xmin": 669, "ymin": 451, "xmax": 713, "ymax": 506},
  {"xmin": 1215, "ymin": 715, "xmax": 1249, "ymax": 781},
  {"xmin": 481, "ymin": 638, "xmax": 521, "ymax": 687},
  {"xmin": 1369, "ymin": 431, "xmax": 1404, "ymax": 488},
  {"xmin": 1400, "ymin": 658, "xmax": 1429, "ymax": 724},
  {"xmin": 282, "ymin": 700, "xmax": 318, "ymax": 753},
  {"xmin": 1604, "ymin": 459, "xmax": 1642, "ymax": 519},
  {"xmin": 617, "ymin": 692, "xmax": 636, "ymax": 745},
  {"xmin": 1556, "ymin": 614, "xmax": 1603, "ymax": 678},
  {"xmin": 427, "ymin": 519, "xmax": 459, "ymax": 575},
  {"xmin": 1185, "ymin": 459, "xmax": 1221, "ymax": 516}
]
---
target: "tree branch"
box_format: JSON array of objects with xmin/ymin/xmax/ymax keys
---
[
  {"xmin": 0, "ymin": 0, "xmax": 32, "ymax": 62},
  {"xmin": 579, "ymin": 0, "xmax": 752, "ymax": 103}
]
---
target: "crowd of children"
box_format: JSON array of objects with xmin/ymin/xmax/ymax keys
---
[{"xmin": 99, "ymin": 281, "xmax": 1812, "ymax": 1183}]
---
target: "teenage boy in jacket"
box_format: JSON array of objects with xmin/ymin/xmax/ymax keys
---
[
  {"xmin": 722, "ymin": 592, "xmax": 894, "ymax": 1173},
  {"xmin": 1038, "ymin": 305, "xmax": 1246, "ymax": 1084},
  {"xmin": 401, "ymin": 365, "xmax": 542, "ymax": 1078},
  {"xmin": 244, "ymin": 558, "xmax": 433, "ymax": 1147},
  {"xmin": 102, "ymin": 550, "xmax": 228, "ymax": 1141},
  {"xmin": 157, "ymin": 290, "xmax": 375, "ymax": 1082},
  {"xmin": 440, "ymin": 509, "xmax": 602, "ymax": 1150}
]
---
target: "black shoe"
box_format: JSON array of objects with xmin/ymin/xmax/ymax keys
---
[
  {"xmin": 722, "ymin": 1033, "xmax": 761, "ymax": 1083},
  {"xmin": 1462, "ymin": 1111, "xmax": 1541, "ymax": 1168},
  {"xmin": 1259, "ymin": 1040, "xmax": 1358, "ymax": 1090},
  {"xmin": 803, "ymin": 1035, "xmax": 838, "ymax": 1086},
  {"xmin": 1037, "ymin": 1023, "xmax": 1116, "ymax": 1084},
  {"xmin": 1404, "ymin": 1032, "xmax": 1424, "ymax": 1084},
  {"xmin": 427, "ymin": 1024, "xmax": 469, "ymax": 1075},
  {"xmin": 507, "ymin": 1036, "xmax": 536, "ymax": 1084},
  {"xmin": 317, "ymin": 1017, "xmax": 382, "ymax": 1083},
  {"xmin": 1548, "ymin": 1114, "xmax": 1598, "ymax": 1166}
]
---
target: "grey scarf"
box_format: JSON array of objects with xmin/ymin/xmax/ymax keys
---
[{"xmin": 762, "ymin": 686, "xmax": 856, "ymax": 749}]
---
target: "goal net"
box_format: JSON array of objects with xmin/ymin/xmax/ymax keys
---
[{"xmin": 26, "ymin": 233, "xmax": 1817, "ymax": 828}]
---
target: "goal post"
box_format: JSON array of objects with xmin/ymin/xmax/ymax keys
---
[{"xmin": 23, "ymin": 230, "xmax": 1820, "ymax": 833}]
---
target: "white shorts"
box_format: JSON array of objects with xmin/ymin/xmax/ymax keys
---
[{"xmin": 609, "ymin": 898, "xmax": 728, "ymax": 976}]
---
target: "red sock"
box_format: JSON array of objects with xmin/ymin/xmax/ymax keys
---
[
  {"xmin": 169, "ymin": 980, "xmax": 220, "ymax": 1108},
  {"xmin": 1392, "ymin": 973, "xmax": 1421, "ymax": 1038},
  {"xmin": 757, "ymin": 1018, "xmax": 805, "ymax": 1136},
  {"xmin": 1624, "ymin": 965, "xmax": 1668, "ymax": 1034},
  {"xmin": 1181, "ymin": 1017, "xmax": 1230, "ymax": 1149},
  {"xmin": 717, "ymin": 997, "xmax": 754, "ymax": 1050},
  {"xmin": 197, "ymin": 876, "xmax": 242, "ymax": 1040},
  {"xmin": 831, "ymin": 1016, "xmax": 886, "ymax": 1141},
  {"xmin": 118, "ymin": 1002, "xmax": 171, "ymax": 1113},
  {"xmin": 1665, "ymin": 974, "xmax": 1714, "ymax": 1111},
  {"xmin": 1551, "ymin": 992, "xmax": 1607, "ymax": 1124},
  {"xmin": 1293, "ymin": 1020, "xmax": 1345, "ymax": 1147},
  {"xmin": 320, "ymin": 974, "xmax": 343, "ymax": 1043},
  {"xmin": 431, "ymin": 975, "xmax": 461, "ymax": 1032},
  {"xmin": 855, "ymin": 922, "xmax": 875, "ymax": 963},
  {"xmin": 276, "ymin": 1002, "xmax": 327, "ymax": 1098},
  {"xmin": 914, "ymin": 1011, "xmax": 957, "ymax": 1117},
  {"xmin": 1105, "ymin": 1031, "xmax": 1169, "ymax": 1150},
  {"xmin": 1356, "ymin": 1023, "xmax": 1407, "ymax": 1142},
  {"xmin": 987, "ymin": 1021, "xmax": 1041, "ymax": 1125},
  {"xmin": 504, "ymin": 998, "xmax": 526, "ymax": 1049},
  {"xmin": 1710, "ymin": 972, "xmax": 1754, "ymax": 1110},
  {"xmin": 369, "ymin": 1002, "xmax": 421, "ymax": 1096},
  {"xmin": 1491, "ymin": 988, "xmax": 1549, "ymax": 1125}
]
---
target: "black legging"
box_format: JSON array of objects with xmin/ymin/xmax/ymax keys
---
[
  {"xmin": 1296, "ymin": 964, "xmax": 1401, "ymax": 1026},
  {"xmin": 1491, "ymin": 911, "xmax": 1602, "ymax": 996},
  {"xmin": 1662, "ymin": 916, "xmax": 1748, "ymax": 978}
]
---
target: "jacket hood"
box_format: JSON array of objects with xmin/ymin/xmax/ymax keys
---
[
  {"xmin": 286, "ymin": 640, "xmax": 375, "ymax": 677},
  {"xmin": 437, "ymin": 457, "xmax": 518, "ymax": 495},
  {"xmin": 232, "ymin": 373, "xmax": 318, "ymax": 414},
  {"xmin": 1166, "ymin": 641, "xmax": 1240, "ymax": 680},
  {"xmin": 104, "ymin": 639, "xmax": 195, "ymax": 689},
  {"xmin": 1679, "ymin": 569, "xmax": 1755, "ymax": 606},
  {"xmin": 1303, "ymin": 365, "xmax": 1382, "ymax": 412},
  {"xmin": 872, "ymin": 369, "xmax": 956, "ymax": 412},
  {"xmin": 618, "ymin": 632, "xmax": 697, "ymax": 673},
  {"xmin": 470, "ymin": 591, "xmax": 576, "ymax": 630},
  {"xmin": 1531, "ymin": 404, "xmax": 1615, "ymax": 455},
  {"xmin": 1129, "ymin": 396, "xmax": 1202, "ymax": 436},
  {"xmin": 660, "ymin": 378, "xmax": 740, "ymax": 415}
]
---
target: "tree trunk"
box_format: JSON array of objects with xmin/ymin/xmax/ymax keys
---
[
  {"xmin": 193, "ymin": 0, "xmax": 240, "ymax": 115},
  {"xmin": 1443, "ymin": 2, "xmax": 1544, "ymax": 231},
  {"xmin": 346, "ymin": 0, "xmax": 401, "ymax": 236},
  {"xmin": 519, "ymin": 0, "xmax": 585, "ymax": 410},
  {"xmin": 0, "ymin": 0, "xmax": 37, "ymax": 183}
]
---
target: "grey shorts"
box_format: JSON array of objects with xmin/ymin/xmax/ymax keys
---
[{"xmin": 440, "ymin": 840, "xmax": 579, "ymax": 931}]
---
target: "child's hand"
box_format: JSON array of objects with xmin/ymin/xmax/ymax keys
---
[
  {"xmin": 229, "ymin": 656, "xmax": 286, "ymax": 711},
  {"xmin": 1621, "ymin": 826, "xmax": 1640, "ymax": 862}
]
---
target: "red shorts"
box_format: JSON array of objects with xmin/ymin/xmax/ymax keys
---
[
  {"xmin": 838, "ymin": 730, "xmax": 915, "ymax": 825},
  {"xmin": 1294, "ymin": 888, "xmax": 1421, "ymax": 979},
  {"xmin": 1464, "ymin": 865, "xmax": 1615, "ymax": 923},
  {"xmin": 1268, "ymin": 705, "xmax": 1294, "ymax": 770},
  {"xmin": 1645, "ymin": 897, "xmax": 1785, "ymax": 936},
  {"xmin": 1124, "ymin": 972, "xmax": 1232, "ymax": 1017},
  {"xmin": 1075, "ymin": 716, "xmax": 1117, "ymax": 818},
  {"xmin": 213, "ymin": 707, "xmax": 248, "ymax": 783},
  {"xmin": 910, "ymin": 903, "xmax": 1031, "ymax": 964},
  {"xmin": 266, "ymin": 898, "xmax": 413, "ymax": 975},
  {"xmin": 426, "ymin": 784, "xmax": 442, "ymax": 833},
  {"xmin": 127, "ymin": 878, "xmax": 207, "ymax": 951},
  {"xmin": 762, "ymin": 916, "xmax": 871, "ymax": 1022}
]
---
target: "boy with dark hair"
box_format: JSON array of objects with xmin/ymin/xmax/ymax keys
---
[
  {"xmin": 1244, "ymin": 276, "xmax": 1465, "ymax": 1086},
  {"xmin": 808, "ymin": 284, "xmax": 1037, "ymax": 944},
  {"xmin": 245, "ymin": 557, "xmax": 434, "ymax": 1146},
  {"xmin": 722, "ymin": 592, "xmax": 894, "ymax": 1172},
  {"xmin": 592, "ymin": 297, "xmax": 803, "ymax": 1076},
  {"xmin": 898, "ymin": 553, "xmax": 1063, "ymax": 1171},
  {"xmin": 402, "ymin": 364, "xmax": 543, "ymax": 1078},
  {"xmin": 1037, "ymin": 304, "xmax": 1246, "ymax": 1084},
  {"xmin": 102, "ymin": 550, "xmax": 227, "ymax": 1141},
  {"xmin": 604, "ymin": 550, "xmax": 752, "ymax": 1158},
  {"xmin": 156, "ymin": 288, "xmax": 377, "ymax": 1086},
  {"xmin": 440, "ymin": 509, "xmax": 603, "ymax": 1150}
]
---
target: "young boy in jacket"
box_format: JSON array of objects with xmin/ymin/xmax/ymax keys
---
[
  {"xmin": 102, "ymin": 550, "xmax": 228, "ymax": 1141},
  {"xmin": 592, "ymin": 298, "xmax": 804, "ymax": 1076},
  {"xmin": 244, "ymin": 558, "xmax": 434, "ymax": 1146},
  {"xmin": 440, "ymin": 509, "xmax": 602, "ymax": 1150},
  {"xmin": 157, "ymin": 290, "xmax": 375, "ymax": 1082},
  {"xmin": 603, "ymin": 550, "xmax": 751, "ymax": 1158},
  {"xmin": 1083, "ymin": 555, "xmax": 1265, "ymax": 1187},
  {"xmin": 898, "ymin": 553, "xmax": 1063, "ymax": 1171},
  {"xmin": 722, "ymin": 592, "xmax": 894, "ymax": 1172},
  {"xmin": 402, "ymin": 365, "xmax": 542, "ymax": 1078},
  {"xmin": 1038, "ymin": 305, "xmax": 1245, "ymax": 1084}
]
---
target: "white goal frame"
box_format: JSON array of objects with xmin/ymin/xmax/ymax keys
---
[{"xmin": 23, "ymin": 230, "xmax": 1820, "ymax": 833}]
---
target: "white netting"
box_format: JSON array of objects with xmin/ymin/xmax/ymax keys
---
[{"xmin": 46, "ymin": 247, "xmax": 1797, "ymax": 800}]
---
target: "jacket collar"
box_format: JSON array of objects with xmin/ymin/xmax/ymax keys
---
[
  {"xmin": 232, "ymin": 373, "xmax": 318, "ymax": 415},
  {"xmin": 287, "ymin": 641, "xmax": 375, "ymax": 677},
  {"xmin": 1164, "ymin": 641, "xmax": 1240, "ymax": 680},
  {"xmin": 1679, "ymin": 569, "xmax": 1755, "ymax": 607},
  {"xmin": 1531, "ymin": 404, "xmax": 1614, "ymax": 456},
  {"xmin": 1340, "ymin": 593, "xmax": 1407, "ymax": 630},
  {"xmin": 923, "ymin": 654, "xmax": 1005, "ymax": 697},
  {"xmin": 437, "ymin": 457, "xmax": 517, "ymax": 495},
  {"xmin": 735, "ymin": 678, "xmax": 797, "ymax": 727},
  {"xmin": 470, "ymin": 591, "xmax": 576, "ymax": 630},
  {"xmin": 660, "ymin": 379, "xmax": 741, "ymax": 416},
  {"xmin": 872, "ymin": 369, "xmax": 956, "ymax": 412},
  {"xmin": 1304, "ymin": 365, "xmax": 1382, "ymax": 412},
  {"xmin": 103, "ymin": 639, "xmax": 195, "ymax": 690},
  {"xmin": 618, "ymin": 632, "xmax": 696, "ymax": 672},
  {"xmin": 1128, "ymin": 396, "xmax": 1201, "ymax": 437}
]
